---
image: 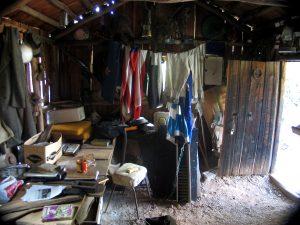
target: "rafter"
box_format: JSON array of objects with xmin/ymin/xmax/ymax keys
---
[
  {"xmin": 240, "ymin": 6, "xmax": 274, "ymax": 23},
  {"xmin": 20, "ymin": 5, "xmax": 60, "ymax": 27},
  {"xmin": 53, "ymin": 1, "xmax": 126, "ymax": 41},
  {"xmin": 129, "ymin": 0, "xmax": 194, "ymax": 3},
  {"xmin": 80, "ymin": 0, "xmax": 93, "ymax": 10},
  {"xmin": 213, "ymin": 0, "xmax": 288, "ymax": 7},
  {"xmin": 0, "ymin": 17, "xmax": 49, "ymax": 40},
  {"xmin": 0, "ymin": 0, "xmax": 32, "ymax": 17},
  {"xmin": 195, "ymin": 0, "xmax": 252, "ymax": 33},
  {"xmin": 48, "ymin": 0, "xmax": 76, "ymax": 18}
]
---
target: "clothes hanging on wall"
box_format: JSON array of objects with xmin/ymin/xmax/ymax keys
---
[
  {"xmin": 0, "ymin": 27, "xmax": 27, "ymax": 108},
  {"xmin": 121, "ymin": 47, "xmax": 148, "ymax": 121},
  {"xmin": 165, "ymin": 51, "xmax": 190, "ymax": 102},
  {"xmin": 0, "ymin": 26, "xmax": 37, "ymax": 148},
  {"xmin": 166, "ymin": 73, "xmax": 193, "ymax": 143},
  {"xmin": 164, "ymin": 44, "xmax": 205, "ymax": 103},
  {"xmin": 120, "ymin": 46, "xmax": 133, "ymax": 120},
  {"xmin": 133, "ymin": 49, "xmax": 147, "ymax": 119},
  {"xmin": 181, "ymin": 73, "xmax": 193, "ymax": 142},
  {"xmin": 188, "ymin": 45, "xmax": 205, "ymax": 102},
  {"xmin": 147, "ymin": 52, "xmax": 164, "ymax": 108},
  {"xmin": 167, "ymin": 103, "xmax": 189, "ymax": 143},
  {"xmin": 120, "ymin": 44, "xmax": 204, "ymax": 125},
  {"xmin": 101, "ymin": 41, "xmax": 123, "ymax": 103}
]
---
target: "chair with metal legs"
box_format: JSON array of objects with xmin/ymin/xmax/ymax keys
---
[
  {"xmin": 104, "ymin": 128, "xmax": 151, "ymax": 218},
  {"xmin": 105, "ymin": 162, "xmax": 151, "ymax": 218}
]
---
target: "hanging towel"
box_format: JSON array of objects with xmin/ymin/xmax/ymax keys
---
[
  {"xmin": 120, "ymin": 47, "xmax": 133, "ymax": 120},
  {"xmin": 164, "ymin": 44, "xmax": 205, "ymax": 103},
  {"xmin": 165, "ymin": 51, "xmax": 190, "ymax": 102},
  {"xmin": 121, "ymin": 47, "xmax": 148, "ymax": 121},
  {"xmin": 133, "ymin": 49, "xmax": 147, "ymax": 119},
  {"xmin": 188, "ymin": 44, "xmax": 205, "ymax": 102},
  {"xmin": 155, "ymin": 52, "xmax": 164, "ymax": 102}
]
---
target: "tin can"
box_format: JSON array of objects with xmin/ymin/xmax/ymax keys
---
[
  {"xmin": 81, "ymin": 160, "xmax": 88, "ymax": 174},
  {"xmin": 76, "ymin": 159, "xmax": 82, "ymax": 173}
]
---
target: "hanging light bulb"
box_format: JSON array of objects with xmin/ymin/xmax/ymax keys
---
[
  {"xmin": 73, "ymin": 19, "xmax": 78, "ymax": 24},
  {"xmin": 110, "ymin": 10, "xmax": 114, "ymax": 15},
  {"xmin": 79, "ymin": 15, "xmax": 83, "ymax": 20},
  {"xmin": 111, "ymin": 0, "xmax": 115, "ymax": 4}
]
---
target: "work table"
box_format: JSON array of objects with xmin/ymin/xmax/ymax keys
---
[{"xmin": 0, "ymin": 141, "xmax": 115, "ymax": 225}]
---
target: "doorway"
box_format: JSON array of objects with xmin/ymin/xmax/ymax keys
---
[{"xmin": 271, "ymin": 61, "xmax": 300, "ymax": 200}]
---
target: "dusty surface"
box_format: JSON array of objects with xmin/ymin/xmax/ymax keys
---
[{"xmin": 101, "ymin": 172, "xmax": 298, "ymax": 225}]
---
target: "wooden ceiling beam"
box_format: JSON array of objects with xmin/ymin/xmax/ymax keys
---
[
  {"xmin": 20, "ymin": 5, "xmax": 60, "ymax": 27},
  {"xmin": 195, "ymin": 0, "xmax": 252, "ymax": 33},
  {"xmin": 240, "ymin": 6, "xmax": 274, "ymax": 23},
  {"xmin": 48, "ymin": 0, "xmax": 76, "ymax": 18},
  {"xmin": 130, "ymin": 0, "xmax": 194, "ymax": 3},
  {"xmin": 0, "ymin": 0, "xmax": 33, "ymax": 17},
  {"xmin": 53, "ymin": 1, "xmax": 126, "ymax": 41},
  {"xmin": 0, "ymin": 17, "xmax": 51, "ymax": 42},
  {"xmin": 213, "ymin": 0, "xmax": 288, "ymax": 7}
]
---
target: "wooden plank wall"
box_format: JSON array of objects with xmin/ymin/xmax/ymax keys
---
[{"xmin": 219, "ymin": 60, "xmax": 280, "ymax": 176}]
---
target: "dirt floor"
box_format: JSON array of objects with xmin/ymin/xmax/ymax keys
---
[{"xmin": 101, "ymin": 171, "xmax": 298, "ymax": 225}]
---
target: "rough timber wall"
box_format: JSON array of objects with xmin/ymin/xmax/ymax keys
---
[{"xmin": 219, "ymin": 60, "xmax": 280, "ymax": 176}]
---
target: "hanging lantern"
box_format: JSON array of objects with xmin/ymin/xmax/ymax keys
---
[
  {"xmin": 59, "ymin": 11, "xmax": 69, "ymax": 28},
  {"xmin": 141, "ymin": 9, "xmax": 152, "ymax": 38}
]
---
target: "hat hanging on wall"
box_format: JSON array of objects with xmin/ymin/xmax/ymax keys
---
[
  {"xmin": 23, "ymin": 32, "xmax": 41, "ymax": 57},
  {"xmin": 73, "ymin": 28, "xmax": 89, "ymax": 40},
  {"xmin": 20, "ymin": 42, "xmax": 33, "ymax": 64}
]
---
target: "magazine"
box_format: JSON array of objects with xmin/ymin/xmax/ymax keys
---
[{"xmin": 41, "ymin": 204, "xmax": 74, "ymax": 222}]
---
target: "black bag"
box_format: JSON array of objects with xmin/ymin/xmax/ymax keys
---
[
  {"xmin": 145, "ymin": 215, "xmax": 176, "ymax": 225},
  {"xmin": 93, "ymin": 120, "xmax": 123, "ymax": 139}
]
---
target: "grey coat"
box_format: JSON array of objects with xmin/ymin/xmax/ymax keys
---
[{"xmin": 0, "ymin": 26, "xmax": 36, "ymax": 148}]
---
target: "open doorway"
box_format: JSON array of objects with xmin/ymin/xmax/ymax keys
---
[{"xmin": 271, "ymin": 61, "xmax": 300, "ymax": 200}]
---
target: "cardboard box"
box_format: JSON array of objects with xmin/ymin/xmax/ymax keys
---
[
  {"xmin": 45, "ymin": 106, "xmax": 85, "ymax": 125},
  {"xmin": 24, "ymin": 132, "xmax": 62, "ymax": 166}
]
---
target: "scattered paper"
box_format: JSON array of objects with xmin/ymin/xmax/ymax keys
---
[{"xmin": 21, "ymin": 185, "xmax": 66, "ymax": 202}]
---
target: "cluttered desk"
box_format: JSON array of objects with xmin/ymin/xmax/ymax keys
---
[{"xmin": 0, "ymin": 124, "xmax": 115, "ymax": 225}]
